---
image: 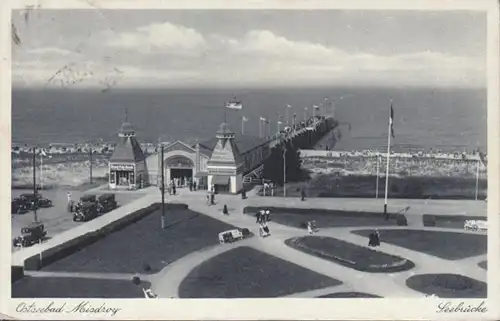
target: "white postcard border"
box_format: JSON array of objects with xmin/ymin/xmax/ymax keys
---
[{"xmin": 1, "ymin": 0, "xmax": 498, "ymax": 320}]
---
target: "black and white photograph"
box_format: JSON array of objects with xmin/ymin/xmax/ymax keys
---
[{"xmin": 2, "ymin": 0, "xmax": 499, "ymax": 320}]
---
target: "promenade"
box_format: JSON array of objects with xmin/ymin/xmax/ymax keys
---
[
  {"xmin": 12, "ymin": 186, "xmax": 488, "ymax": 298},
  {"xmin": 149, "ymin": 189, "xmax": 487, "ymax": 298}
]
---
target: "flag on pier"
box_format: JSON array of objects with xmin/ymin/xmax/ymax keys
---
[
  {"xmin": 390, "ymin": 103, "xmax": 395, "ymax": 138},
  {"xmin": 225, "ymin": 98, "xmax": 243, "ymax": 110}
]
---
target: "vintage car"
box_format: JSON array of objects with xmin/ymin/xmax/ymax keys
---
[
  {"xmin": 218, "ymin": 228, "xmax": 251, "ymax": 244},
  {"xmin": 97, "ymin": 193, "xmax": 117, "ymax": 214},
  {"xmin": 80, "ymin": 194, "xmax": 97, "ymax": 203},
  {"xmin": 464, "ymin": 220, "xmax": 488, "ymax": 231},
  {"xmin": 11, "ymin": 198, "xmax": 29, "ymax": 214},
  {"xmin": 73, "ymin": 201, "xmax": 99, "ymax": 222},
  {"xmin": 12, "ymin": 222, "xmax": 47, "ymax": 248},
  {"xmin": 17, "ymin": 193, "xmax": 52, "ymax": 210}
]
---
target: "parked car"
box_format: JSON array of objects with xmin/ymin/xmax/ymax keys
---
[
  {"xmin": 464, "ymin": 220, "xmax": 488, "ymax": 231},
  {"xmin": 12, "ymin": 222, "xmax": 47, "ymax": 248},
  {"xmin": 73, "ymin": 202, "xmax": 99, "ymax": 222},
  {"xmin": 17, "ymin": 193, "xmax": 52, "ymax": 210},
  {"xmin": 80, "ymin": 194, "xmax": 97, "ymax": 203},
  {"xmin": 97, "ymin": 193, "xmax": 117, "ymax": 214},
  {"xmin": 11, "ymin": 198, "xmax": 29, "ymax": 214}
]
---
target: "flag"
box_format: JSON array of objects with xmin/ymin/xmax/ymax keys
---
[
  {"xmin": 286, "ymin": 104, "xmax": 291, "ymax": 108},
  {"xmin": 40, "ymin": 149, "xmax": 47, "ymax": 157},
  {"xmin": 313, "ymin": 105, "xmax": 320, "ymax": 109},
  {"xmin": 242, "ymin": 116, "xmax": 248, "ymax": 122},
  {"xmin": 225, "ymin": 99, "xmax": 243, "ymax": 110},
  {"xmin": 389, "ymin": 103, "xmax": 395, "ymax": 138},
  {"xmin": 278, "ymin": 121, "xmax": 283, "ymax": 125},
  {"xmin": 260, "ymin": 117, "xmax": 266, "ymax": 122}
]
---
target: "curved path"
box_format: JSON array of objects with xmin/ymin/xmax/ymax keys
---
[
  {"xmin": 142, "ymin": 190, "xmax": 486, "ymax": 298},
  {"xmin": 23, "ymin": 188, "xmax": 487, "ymax": 298}
]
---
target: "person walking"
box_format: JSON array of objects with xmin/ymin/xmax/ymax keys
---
[{"xmin": 66, "ymin": 192, "xmax": 72, "ymax": 213}]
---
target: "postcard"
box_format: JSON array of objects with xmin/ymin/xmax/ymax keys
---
[{"xmin": 1, "ymin": 0, "xmax": 499, "ymax": 320}]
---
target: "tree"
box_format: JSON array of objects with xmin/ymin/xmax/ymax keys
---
[{"xmin": 263, "ymin": 140, "xmax": 303, "ymax": 186}]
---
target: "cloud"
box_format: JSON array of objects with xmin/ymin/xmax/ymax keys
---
[
  {"xmin": 107, "ymin": 22, "xmax": 207, "ymax": 54},
  {"xmin": 13, "ymin": 23, "xmax": 485, "ymax": 88}
]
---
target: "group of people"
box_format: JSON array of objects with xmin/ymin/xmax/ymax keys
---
[{"xmin": 256, "ymin": 209, "xmax": 271, "ymax": 237}]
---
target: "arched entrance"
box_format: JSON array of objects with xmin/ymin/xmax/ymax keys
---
[{"xmin": 165, "ymin": 155, "xmax": 195, "ymax": 186}]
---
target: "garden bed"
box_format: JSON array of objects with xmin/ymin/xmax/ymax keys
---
[
  {"xmin": 179, "ymin": 246, "xmax": 342, "ymax": 298},
  {"xmin": 12, "ymin": 276, "xmax": 150, "ymax": 298},
  {"xmin": 317, "ymin": 292, "xmax": 382, "ymax": 298},
  {"xmin": 405, "ymin": 273, "xmax": 486, "ymax": 298},
  {"xmin": 286, "ymin": 236, "xmax": 414, "ymax": 273},
  {"xmin": 40, "ymin": 205, "xmax": 238, "ymax": 274},
  {"xmin": 352, "ymin": 229, "xmax": 487, "ymax": 260},
  {"xmin": 243, "ymin": 206, "xmax": 400, "ymax": 229}
]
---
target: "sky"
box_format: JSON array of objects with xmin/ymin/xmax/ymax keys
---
[{"xmin": 11, "ymin": 9, "xmax": 486, "ymax": 89}]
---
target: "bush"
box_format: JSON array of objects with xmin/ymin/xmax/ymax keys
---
[
  {"xmin": 397, "ymin": 215, "xmax": 408, "ymax": 226},
  {"xmin": 423, "ymin": 215, "xmax": 436, "ymax": 227},
  {"xmin": 390, "ymin": 184, "xmax": 400, "ymax": 193}
]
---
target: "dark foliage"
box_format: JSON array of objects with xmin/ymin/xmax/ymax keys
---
[{"xmin": 263, "ymin": 141, "xmax": 303, "ymax": 186}]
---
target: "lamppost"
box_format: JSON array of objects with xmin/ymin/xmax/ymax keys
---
[
  {"xmin": 283, "ymin": 144, "xmax": 287, "ymax": 198},
  {"xmin": 160, "ymin": 143, "xmax": 165, "ymax": 229},
  {"xmin": 32, "ymin": 146, "xmax": 38, "ymax": 223}
]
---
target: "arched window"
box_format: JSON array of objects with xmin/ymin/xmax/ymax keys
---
[{"xmin": 166, "ymin": 155, "xmax": 194, "ymax": 168}]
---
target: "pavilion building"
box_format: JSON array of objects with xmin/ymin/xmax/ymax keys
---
[
  {"xmin": 146, "ymin": 122, "xmax": 270, "ymax": 194},
  {"xmin": 108, "ymin": 120, "xmax": 149, "ymax": 189}
]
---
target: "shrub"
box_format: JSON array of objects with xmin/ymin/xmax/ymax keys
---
[
  {"xmin": 397, "ymin": 215, "xmax": 408, "ymax": 226},
  {"xmin": 423, "ymin": 215, "xmax": 436, "ymax": 227}
]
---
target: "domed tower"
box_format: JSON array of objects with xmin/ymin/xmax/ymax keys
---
[
  {"xmin": 109, "ymin": 110, "xmax": 148, "ymax": 190},
  {"xmin": 207, "ymin": 122, "xmax": 244, "ymax": 194}
]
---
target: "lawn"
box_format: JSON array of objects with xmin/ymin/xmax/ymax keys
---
[
  {"xmin": 317, "ymin": 292, "xmax": 382, "ymax": 298},
  {"xmin": 12, "ymin": 276, "xmax": 150, "ymax": 298},
  {"xmin": 243, "ymin": 206, "xmax": 398, "ymax": 229},
  {"xmin": 286, "ymin": 236, "xmax": 414, "ymax": 273},
  {"xmin": 42, "ymin": 207, "xmax": 238, "ymax": 274},
  {"xmin": 178, "ymin": 246, "xmax": 342, "ymax": 298},
  {"xmin": 422, "ymin": 215, "xmax": 487, "ymax": 229},
  {"xmin": 352, "ymin": 229, "xmax": 487, "ymax": 260},
  {"xmin": 405, "ymin": 274, "xmax": 486, "ymax": 298}
]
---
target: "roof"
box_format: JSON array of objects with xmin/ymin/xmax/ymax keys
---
[
  {"xmin": 119, "ymin": 122, "xmax": 135, "ymax": 134},
  {"xmin": 216, "ymin": 122, "xmax": 235, "ymax": 136},
  {"xmin": 198, "ymin": 133, "xmax": 267, "ymax": 156},
  {"xmin": 109, "ymin": 136, "xmax": 146, "ymax": 163}
]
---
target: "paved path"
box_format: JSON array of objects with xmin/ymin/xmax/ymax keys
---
[
  {"xmin": 15, "ymin": 187, "xmax": 488, "ymax": 298},
  {"xmin": 144, "ymin": 190, "xmax": 487, "ymax": 298}
]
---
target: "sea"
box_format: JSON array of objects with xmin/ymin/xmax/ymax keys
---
[{"xmin": 12, "ymin": 86, "xmax": 487, "ymax": 153}]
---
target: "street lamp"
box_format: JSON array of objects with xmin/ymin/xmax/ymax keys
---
[
  {"xmin": 283, "ymin": 144, "xmax": 287, "ymax": 198},
  {"xmin": 32, "ymin": 146, "xmax": 38, "ymax": 223},
  {"xmin": 160, "ymin": 142, "xmax": 166, "ymax": 229}
]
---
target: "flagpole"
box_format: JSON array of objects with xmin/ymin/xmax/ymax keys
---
[
  {"xmin": 375, "ymin": 153, "xmax": 379, "ymax": 199},
  {"xmin": 285, "ymin": 106, "xmax": 289, "ymax": 125},
  {"xmin": 268, "ymin": 120, "xmax": 271, "ymax": 137},
  {"xmin": 259, "ymin": 119, "xmax": 262, "ymax": 138},
  {"xmin": 40, "ymin": 152, "xmax": 43, "ymax": 190},
  {"xmin": 241, "ymin": 117, "xmax": 244, "ymax": 135},
  {"xmin": 383, "ymin": 102, "xmax": 392, "ymax": 217},
  {"xmin": 474, "ymin": 159, "xmax": 479, "ymax": 200}
]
